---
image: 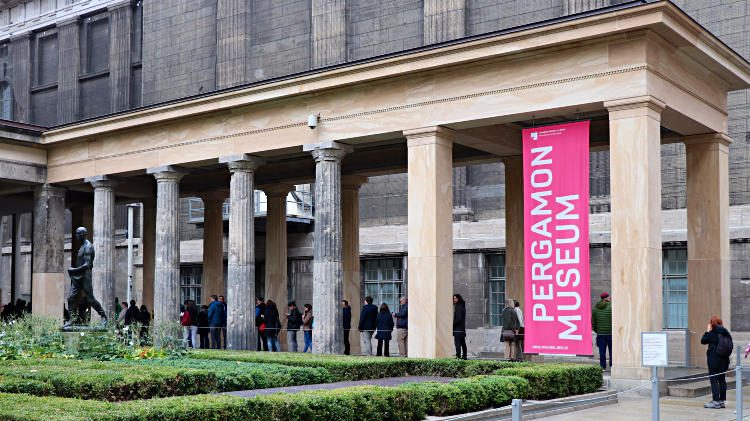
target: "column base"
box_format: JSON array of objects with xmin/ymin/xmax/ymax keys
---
[{"xmin": 32, "ymin": 272, "xmax": 65, "ymax": 322}]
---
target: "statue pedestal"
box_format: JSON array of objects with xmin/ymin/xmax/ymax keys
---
[{"xmin": 60, "ymin": 325, "xmax": 107, "ymax": 354}]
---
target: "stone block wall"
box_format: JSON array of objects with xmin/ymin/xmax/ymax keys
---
[{"xmin": 248, "ymin": 0, "xmax": 311, "ymax": 82}]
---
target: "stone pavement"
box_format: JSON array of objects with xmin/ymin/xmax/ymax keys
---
[
  {"xmin": 540, "ymin": 394, "xmax": 750, "ymax": 421},
  {"xmin": 225, "ymin": 376, "xmax": 454, "ymax": 398}
]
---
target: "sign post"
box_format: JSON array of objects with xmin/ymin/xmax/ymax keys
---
[{"xmin": 642, "ymin": 332, "xmax": 668, "ymax": 421}]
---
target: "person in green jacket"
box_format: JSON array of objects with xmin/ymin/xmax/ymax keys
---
[{"xmin": 592, "ymin": 292, "xmax": 612, "ymax": 370}]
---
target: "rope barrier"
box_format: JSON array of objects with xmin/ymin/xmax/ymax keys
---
[{"xmin": 660, "ymin": 369, "xmax": 735, "ymax": 382}]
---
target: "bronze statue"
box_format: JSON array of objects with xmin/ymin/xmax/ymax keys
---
[{"xmin": 64, "ymin": 227, "xmax": 108, "ymax": 326}]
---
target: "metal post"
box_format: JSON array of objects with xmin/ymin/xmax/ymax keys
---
[
  {"xmin": 126, "ymin": 204, "xmax": 135, "ymax": 304},
  {"xmin": 511, "ymin": 399, "xmax": 523, "ymax": 421},
  {"xmin": 737, "ymin": 345, "xmax": 743, "ymax": 419},
  {"xmin": 651, "ymin": 366, "xmax": 659, "ymax": 421}
]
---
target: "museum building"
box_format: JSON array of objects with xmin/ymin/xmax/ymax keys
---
[{"xmin": 0, "ymin": 0, "xmax": 749, "ymax": 387}]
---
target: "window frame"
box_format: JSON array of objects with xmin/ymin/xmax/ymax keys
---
[
  {"xmin": 180, "ymin": 265, "xmax": 203, "ymax": 306},
  {"xmin": 362, "ymin": 258, "xmax": 405, "ymax": 313},
  {"xmin": 662, "ymin": 247, "xmax": 688, "ymax": 329},
  {"xmin": 31, "ymin": 27, "xmax": 59, "ymax": 89},
  {"xmin": 486, "ymin": 253, "xmax": 506, "ymax": 328},
  {"xmin": 79, "ymin": 12, "xmax": 110, "ymax": 77}
]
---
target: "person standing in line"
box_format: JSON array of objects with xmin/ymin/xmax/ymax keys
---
[
  {"xmin": 207, "ymin": 295, "xmax": 224, "ymax": 349},
  {"xmin": 501, "ymin": 299, "xmax": 520, "ymax": 361},
  {"xmin": 124, "ymin": 300, "xmax": 139, "ymax": 326},
  {"xmin": 513, "ymin": 300, "xmax": 525, "ymax": 361},
  {"xmin": 198, "ymin": 304, "xmax": 210, "ymax": 349},
  {"xmin": 264, "ymin": 299, "xmax": 282, "ymax": 352},
  {"xmin": 138, "ymin": 305, "xmax": 150, "ymax": 344},
  {"xmin": 358, "ymin": 296, "xmax": 378, "ymax": 356},
  {"xmin": 117, "ymin": 301, "xmax": 128, "ymax": 326},
  {"xmin": 218, "ymin": 295, "xmax": 228, "ymax": 349},
  {"xmin": 255, "ymin": 297, "xmax": 268, "ymax": 351},
  {"xmin": 375, "ymin": 303, "xmax": 394, "ymax": 357},
  {"xmin": 342, "ymin": 300, "xmax": 352, "ymax": 355},
  {"xmin": 592, "ymin": 292, "xmax": 612, "ymax": 370},
  {"xmin": 453, "ymin": 294, "xmax": 467, "ymax": 360},
  {"xmin": 286, "ymin": 301, "xmax": 302, "ymax": 352},
  {"xmin": 702, "ymin": 316, "xmax": 733, "ymax": 409},
  {"xmin": 302, "ymin": 304, "xmax": 314, "ymax": 353},
  {"xmin": 394, "ymin": 296, "xmax": 408, "ymax": 357}
]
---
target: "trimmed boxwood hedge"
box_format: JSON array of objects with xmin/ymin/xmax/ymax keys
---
[
  {"xmin": 190, "ymin": 350, "xmax": 521, "ymax": 380},
  {"xmin": 0, "ymin": 358, "xmax": 331, "ymax": 400},
  {"xmin": 0, "ymin": 375, "xmax": 531, "ymax": 421},
  {"xmin": 494, "ymin": 364, "xmax": 602, "ymax": 399}
]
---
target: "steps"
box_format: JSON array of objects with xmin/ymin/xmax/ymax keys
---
[{"xmin": 667, "ymin": 372, "xmax": 746, "ymax": 398}]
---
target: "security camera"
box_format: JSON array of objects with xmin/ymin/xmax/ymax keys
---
[{"xmin": 308, "ymin": 114, "xmax": 319, "ymax": 130}]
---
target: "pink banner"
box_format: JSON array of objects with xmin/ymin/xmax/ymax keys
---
[{"xmin": 522, "ymin": 121, "xmax": 591, "ymax": 356}]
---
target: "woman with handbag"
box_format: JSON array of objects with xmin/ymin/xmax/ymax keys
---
[
  {"xmin": 502, "ymin": 299, "xmax": 520, "ymax": 361},
  {"xmin": 453, "ymin": 294, "xmax": 467, "ymax": 360}
]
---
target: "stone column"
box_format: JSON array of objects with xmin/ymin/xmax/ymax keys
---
[
  {"xmin": 109, "ymin": 0, "xmax": 133, "ymax": 112},
  {"xmin": 342, "ymin": 175, "xmax": 366, "ymax": 355},
  {"xmin": 562, "ymin": 0, "xmax": 608, "ymax": 15},
  {"xmin": 201, "ymin": 192, "xmax": 226, "ymax": 299},
  {"xmin": 219, "ymin": 154, "xmax": 264, "ymax": 350},
  {"xmin": 424, "ymin": 0, "xmax": 465, "ymax": 44},
  {"xmin": 31, "ymin": 184, "xmax": 66, "ymax": 321},
  {"xmin": 10, "ymin": 33, "xmax": 31, "ymax": 123},
  {"xmin": 217, "ymin": 0, "xmax": 250, "ymax": 88},
  {"xmin": 147, "ymin": 167, "xmax": 185, "ymax": 326},
  {"xmin": 140, "ymin": 198, "xmax": 155, "ymax": 312},
  {"xmin": 502, "ymin": 155, "xmax": 524, "ymax": 308},
  {"xmin": 57, "ymin": 18, "xmax": 80, "ymax": 124},
  {"xmin": 312, "ymin": 0, "xmax": 347, "ymax": 68},
  {"xmin": 685, "ymin": 133, "xmax": 731, "ymax": 367},
  {"xmin": 605, "ymin": 96, "xmax": 665, "ymax": 383},
  {"xmin": 303, "ymin": 141, "xmax": 352, "ymax": 354},
  {"xmin": 404, "ymin": 127, "xmax": 454, "ymax": 358},
  {"xmin": 10, "ymin": 213, "xmax": 22, "ymax": 303},
  {"xmin": 264, "ymin": 184, "xmax": 292, "ymax": 348},
  {"xmin": 86, "ymin": 175, "xmax": 117, "ymax": 319}
]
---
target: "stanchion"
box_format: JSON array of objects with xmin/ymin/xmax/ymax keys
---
[
  {"xmin": 651, "ymin": 366, "xmax": 659, "ymax": 421},
  {"xmin": 737, "ymin": 345, "xmax": 743, "ymax": 420},
  {"xmin": 511, "ymin": 398, "xmax": 523, "ymax": 421}
]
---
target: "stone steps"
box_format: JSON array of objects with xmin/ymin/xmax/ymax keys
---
[{"xmin": 668, "ymin": 377, "xmax": 745, "ymax": 398}]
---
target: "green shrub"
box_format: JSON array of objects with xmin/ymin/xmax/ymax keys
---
[
  {"xmin": 190, "ymin": 350, "xmax": 521, "ymax": 380},
  {"xmin": 493, "ymin": 364, "xmax": 602, "ymax": 399},
  {"xmin": 0, "ymin": 316, "xmax": 65, "ymax": 360},
  {"xmin": 0, "ymin": 375, "xmax": 530, "ymax": 421}
]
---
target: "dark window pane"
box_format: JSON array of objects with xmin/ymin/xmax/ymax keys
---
[
  {"xmin": 79, "ymin": 75, "xmax": 111, "ymax": 119},
  {"xmin": 37, "ymin": 33, "xmax": 58, "ymax": 85},
  {"xmin": 86, "ymin": 17, "xmax": 109, "ymax": 73}
]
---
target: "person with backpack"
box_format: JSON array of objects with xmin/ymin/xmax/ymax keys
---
[
  {"xmin": 701, "ymin": 316, "xmax": 733, "ymax": 409},
  {"xmin": 207, "ymin": 295, "xmax": 225, "ymax": 349}
]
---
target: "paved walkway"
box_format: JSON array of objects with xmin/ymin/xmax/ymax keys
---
[
  {"xmin": 225, "ymin": 376, "xmax": 454, "ymax": 398},
  {"xmin": 540, "ymin": 394, "xmax": 750, "ymax": 420}
]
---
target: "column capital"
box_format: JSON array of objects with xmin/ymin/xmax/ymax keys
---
[
  {"xmin": 219, "ymin": 154, "xmax": 264, "ymax": 172},
  {"xmin": 199, "ymin": 190, "xmax": 228, "ymax": 204},
  {"xmin": 261, "ymin": 184, "xmax": 294, "ymax": 198},
  {"xmin": 604, "ymin": 95, "xmax": 666, "ymax": 113},
  {"xmin": 341, "ymin": 175, "xmax": 368, "ymax": 190},
  {"xmin": 403, "ymin": 126, "xmax": 456, "ymax": 147},
  {"xmin": 303, "ymin": 141, "xmax": 353, "ymax": 163},
  {"xmin": 34, "ymin": 183, "xmax": 66, "ymax": 198},
  {"xmin": 85, "ymin": 175, "xmax": 118, "ymax": 190},
  {"xmin": 683, "ymin": 132, "xmax": 732, "ymax": 148},
  {"xmin": 147, "ymin": 166, "xmax": 187, "ymax": 182}
]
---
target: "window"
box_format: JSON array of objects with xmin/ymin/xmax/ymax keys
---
[
  {"xmin": 180, "ymin": 266, "xmax": 203, "ymax": 306},
  {"xmin": 34, "ymin": 30, "xmax": 58, "ymax": 87},
  {"xmin": 363, "ymin": 258, "xmax": 404, "ymax": 312},
  {"xmin": 0, "ymin": 82, "xmax": 11, "ymax": 120},
  {"xmin": 663, "ymin": 248, "xmax": 688, "ymax": 329},
  {"xmin": 81, "ymin": 13, "xmax": 110, "ymax": 75},
  {"xmin": 487, "ymin": 254, "xmax": 506, "ymax": 327}
]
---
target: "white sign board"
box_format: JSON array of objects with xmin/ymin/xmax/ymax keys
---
[{"xmin": 642, "ymin": 332, "xmax": 669, "ymax": 367}]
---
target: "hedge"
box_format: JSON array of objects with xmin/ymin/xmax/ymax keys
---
[
  {"xmin": 0, "ymin": 375, "xmax": 530, "ymax": 421},
  {"xmin": 494, "ymin": 364, "xmax": 602, "ymax": 399},
  {"xmin": 0, "ymin": 358, "xmax": 331, "ymax": 400},
  {"xmin": 190, "ymin": 350, "xmax": 521, "ymax": 380}
]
